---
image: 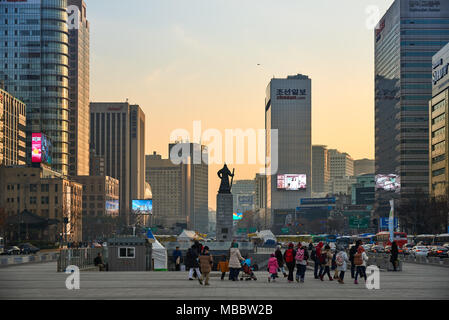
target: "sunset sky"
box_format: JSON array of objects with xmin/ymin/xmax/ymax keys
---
[{"xmin": 88, "ymin": 0, "xmax": 395, "ymax": 208}]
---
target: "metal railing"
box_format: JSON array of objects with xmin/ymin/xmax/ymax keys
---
[{"xmin": 57, "ymin": 248, "xmax": 104, "ymax": 272}]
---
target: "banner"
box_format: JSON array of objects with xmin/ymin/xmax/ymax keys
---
[{"xmin": 389, "ymin": 200, "xmax": 394, "ymax": 242}]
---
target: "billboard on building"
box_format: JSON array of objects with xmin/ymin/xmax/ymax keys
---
[
  {"xmin": 233, "ymin": 212, "xmax": 243, "ymax": 221},
  {"xmin": 105, "ymin": 200, "xmax": 119, "ymax": 217},
  {"xmin": 31, "ymin": 133, "xmax": 52, "ymax": 165},
  {"xmin": 238, "ymin": 195, "xmax": 254, "ymax": 205},
  {"xmin": 277, "ymin": 174, "xmax": 307, "ymax": 190},
  {"xmin": 132, "ymin": 200, "xmax": 153, "ymax": 215},
  {"xmin": 375, "ymin": 174, "xmax": 401, "ymax": 192}
]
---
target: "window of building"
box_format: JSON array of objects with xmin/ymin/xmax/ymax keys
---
[{"xmin": 118, "ymin": 247, "xmax": 135, "ymax": 259}]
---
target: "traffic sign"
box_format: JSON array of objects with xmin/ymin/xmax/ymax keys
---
[{"xmin": 349, "ymin": 217, "xmax": 370, "ymax": 229}]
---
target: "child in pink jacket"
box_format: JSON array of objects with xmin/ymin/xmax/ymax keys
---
[{"xmin": 268, "ymin": 253, "xmax": 279, "ymax": 282}]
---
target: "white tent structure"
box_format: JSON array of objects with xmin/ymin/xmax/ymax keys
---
[
  {"xmin": 258, "ymin": 230, "xmax": 277, "ymax": 244},
  {"xmin": 177, "ymin": 230, "xmax": 199, "ymax": 242},
  {"xmin": 152, "ymin": 240, "xmax": 167, "ymax": 271}
]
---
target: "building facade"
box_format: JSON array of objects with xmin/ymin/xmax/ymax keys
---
[
  {"xmin": 0, "ymin": 0, "xmax": 70, "ymax": 175},
  {"xmin": 312, "ymin": 145, "xmax": 330, "ymax": 194},
  {"xmin": 354, "ymin": 159, "xmax": 375, "ymax": 176},
  {"xmin": 90, "ymin": 102, "xmax": 146, "ymax": 224},
  {"xmin": 68, "ymin": 0, "xmax": 90, "ymax": 176},
  {"xmin": 0, "ymin": 88, "xmax": 26, "ymax": 166},
  {"xmin": 72, "ymin": 175, "xmax": 119, "ymax": 241},
  {"xmin": 328, "ymin": 149, "xmax": 354, "ymax": 179},
  {"xmin": 265, "ymin": 74, "xmax": 312, "ymax": 233},
  {"xmin": 0, "ymin": 166, "xmax": 82, "ymax": 242},
  {"xmin": 232, "ymin": 180, "xmax": 255, "ymax": 214},
  {"xmin": 375, "ymin": 0, "xmax": 449, "ymax": 203},
  {"xmin": 430, "ymin": 42, "xmax": 449, "ymax": 198}
]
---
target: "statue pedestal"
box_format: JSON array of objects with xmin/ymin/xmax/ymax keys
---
[{"xmin": 216, "ymin": 193, "xmax": 233, "ymax": 241}]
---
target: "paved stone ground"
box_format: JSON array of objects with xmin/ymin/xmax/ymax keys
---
[{"xmin": 0, "ymin": 262, "xmax": 448, "ymax": 300}]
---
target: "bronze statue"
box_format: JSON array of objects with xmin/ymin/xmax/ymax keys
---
[{"xmin": 217, "ymin": 164, "xmax": 235, "ymax": 194}]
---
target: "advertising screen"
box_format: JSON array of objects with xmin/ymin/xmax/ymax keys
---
[
  {"xmin": 277, "ymin": 174, "xmax": 307, "ymax": 190},
  {"xmin": 132, "ymin": 200, "xmax": 153, "ymax": 215},
  {"xmin": 238, "ymin": 195, "xmax": 254, "ymax": 205},
  {"xmin": 41, "ymin": 134, "xmax": 52, "ymax": 165},
  {"xmin": 375, "ymin": 174, "xmax": 401, "ymax": 192},
  {"xmin": 233, "ymin": 212, "xmax": 243, "ymax": 221},
  {"xmin": 31, "ymin": 133, "xmax": 42, "ymax": 163},
  {"xmin": 105, "ymin": 200, "xmax": 119, "ymax": 217}
]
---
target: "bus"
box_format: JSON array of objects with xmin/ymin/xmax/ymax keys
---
[
  {"xmin": 325, "ymin": 235, "xmax": 337, "ymax": 243},
  {"xmin": 276, "ymin": 235, "xmax": 313, "ymax": 244},
  {"xmin": 0, "ymin": 237, "xmax": 4, "ymax": 255},
  {"xmin": 415, "ymin": 234, "xmax": 435, "ymax": 246},
  {"xmin": 375, "ymin": 232, "xmax": 408, "ymax": 248},
  {"xmin": 312, "ymin": 234, "xmax": 327, "ymax": 243},
  {"xmin": 336, "ymin": 236, "xmax": 353, "ymax": 249},
  {"xmin": 358, "ymin": 233, "xmax": 376, "ymax": 244},
  {"xmin": 434, "ymin": 234, "xmax": 449, "ymax": 246}
]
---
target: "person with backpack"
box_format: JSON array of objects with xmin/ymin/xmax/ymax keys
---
[
  {"xmin": 349, "ymin": 240, "xmax": 362, "ymax": 278},
  {"xmin": 354, "ymin": 246, "xmax": 369, "ymax": 285},
  {"xmin": 336, "ymin": 246, "xmax": 349, "ymax": 284},
  {"xmin": 331, "ymin": 247, "xmax": 339, "ymax": 280},
  {"xmin": 267, "ymin": 253, "xmax": 279, "ymax": 282},
  {"xmin": 319, "ymin": 244, "xmax": 334, "ymax": 281},
  {"xmin": 295, "ymin": 242, "xmax": 309, "ymax": 283},
  {"xmin": 283, "ymin": 243, "xmax": 296, "ymax": 283},
  {"xmin": 198, "ymin": 246, "xmax": 213, "ymax": 286},
  {"xmin": 314, "ymin": 242, "xmax": 324, "ymax": 279},
  {"xmin": 275, "ymin": 246, "xmax": 287, "ymax": 278},
  {"xmin": 218, "ymin": 255, "xmax": 229, "ymax": 281}
]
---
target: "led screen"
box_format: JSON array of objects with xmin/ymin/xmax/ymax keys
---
[
  {"xmin": 105, "ymin": 200, "xmax": 119, "ymax": 217},
  {"xmin": 375, "ymin": 174, "xmax": 401, "ymax": 192},
  {"xmin": 233, "ymin": 212, "xmax": 243, "ymax": 221},
  {"xmin": 132, "ymin": 200, "xmax": 153, "ymax": 215},
  {"xmin": 277, "ymin": 174, "xmax": 307, "ymax": 190}
]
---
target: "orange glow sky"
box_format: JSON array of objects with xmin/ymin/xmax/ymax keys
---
[{"xmin": 89, "ymin": 0, "xmax": 395, "ymax": 208}]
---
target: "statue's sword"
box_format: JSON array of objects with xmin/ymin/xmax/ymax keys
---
[{"xmin": 230, "ymin": 168, "xmax": 235, "ymax": 191}]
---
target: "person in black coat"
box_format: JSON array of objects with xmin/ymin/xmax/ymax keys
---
[
  {"xmin": 186, "ymin": 245, "xmax": 201, "ymax": 281},
  {"xmin": 349, "ymin": 240, "xmax": 362, "ymax": 278},
  {"xmin": 275, "ymin": 246, "xmax": 287, "ymax": 278},
  {"xmin": 390, "ymin": 241, "xmax": 399, "ymax": 271}
]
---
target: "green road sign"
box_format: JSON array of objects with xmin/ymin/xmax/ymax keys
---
[
  {"xmin": 237, "ymin": 228, "xmax": 248, "ymax": 234},
  {"xmin": 349, "ymin": 217, "xmax": 370, "ymax": 229},
  {"xmin": 249, "ymin": 228, "xmax": 257, "ymax": 233},
  {"xmin": 281, "ymin": 228, "xmax": 290, "ymax": 234}
]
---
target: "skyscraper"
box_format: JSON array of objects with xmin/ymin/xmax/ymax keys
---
[
  {"xmin": 90, "ymin": 102, "xmax": 146, "ymax": 225},
  {"xmin": 328, "ymin": 149, "xmax": 354, "ymax": 179},
  {"xmin": 312, "ymin": 145, "xmax": 330, "ymax": 194},
  {"xmin": 68, "ymin": 0, "xmax": 89, "ymax": 176},
  {"xmin": 0, "ymin": 88, "xmax": 26, "ymax": 166},
  {"xmin": 232, "ymin": 180, "xmax": 255, "ymax": 214},
  {"xmin": 375, "ymin": 0, "xmax": 449, "ymax": 205},
  {"xmin": 265, "ymin": 74, "xmax": 312, "ymax": 233},
  {"xmin": 0, "ymin": 0, "xmax": 70, "ymax": 175}
]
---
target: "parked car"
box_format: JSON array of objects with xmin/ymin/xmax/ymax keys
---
[
  {"xmin": 428, "ymin": 246, "xmax": 449, "ymax": 259},
  {"xmin": 371, "ymin": 245, "xmax": 385, "ymax": 253},
  {"xmin": 4, "ymin": 246, "xmax": 21, "ymax": 255},
  {"xmin": 18, "ymin": 243, "xmax": 40, "ymax": 255},
  {"xmin": 411, "ymin": 246, "xmax": 429, "ymax": 257}
]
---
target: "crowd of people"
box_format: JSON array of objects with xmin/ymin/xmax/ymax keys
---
[{"xmin": 171, "ymin": 239, "xmax": 401, "ymax": 286}]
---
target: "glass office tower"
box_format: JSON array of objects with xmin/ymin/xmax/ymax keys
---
[
  {"xmin": 375, "ymin": 0, "xmax": 449, "ymax": 214},
  {"xmin": 0, "ymin": 0, "xmax": 70, "ymax": 175}
]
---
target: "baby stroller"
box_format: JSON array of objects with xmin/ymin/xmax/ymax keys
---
[{"xmin": 240, "ymin": 258, "xmax": 258, "ymax": 281}]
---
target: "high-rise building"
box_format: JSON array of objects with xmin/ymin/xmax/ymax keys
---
[
  {"xmin": 375, "ymin": 0, "xmax": 449, "ymax": 203},
  {"xmin": 265, "ymin": 74, "xmax": 312, "ymax": 232},
  {"xmin": 430, "ymin": 42, "xmax": 449, "ymax": 198},
  {"xmin": 0, "ymin": 88, "xmax": 26, "ymax": 166},
  {"xmin": 90, "ymin": 102, "xmax": 146, "ymax": 224},
  {"xmin": 312, "ymin": 145, "xmax": 330, "ymax": 194},
  {"xmin": 328, "ymin": 149, "xmax": 354, "ymax": 179},
  {"xmin": 354, "ymin": 159, "xmax": 375, "ymax": 176},
  {"xmin": 254, "ymin": 173, "xmax": 266, "ymax": 210},
  {"xmin": 68, "ymin": 0, "xmax": 90, "ymax": 176},
  {"xmin": 169, "ymin": 142, "xmax": 209, "ymax": 233},
  {"xmin": 0, "ymin": 0, "xmax": 70, "ymax": 175},
  {"xmin": 232, "ymin": 180, "xmax": 255, "ymax": 214}
]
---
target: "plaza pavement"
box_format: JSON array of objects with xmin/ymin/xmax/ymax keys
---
[{"xmin": 0, "ymin": 261, "xmax": 448, "ymax": 300}]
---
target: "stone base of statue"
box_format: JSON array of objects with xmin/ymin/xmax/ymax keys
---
[{"xmin": 216, "ymin": 193, "xmax": 233, "ymax": 241}]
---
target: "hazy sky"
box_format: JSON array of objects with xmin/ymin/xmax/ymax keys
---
[{"xmin": 88, "ymin": 0, "xmax": 395, "ymax": 208}]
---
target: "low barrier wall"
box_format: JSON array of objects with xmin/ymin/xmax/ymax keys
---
[{"xmin": 0, "ymin": 252, "xmax": 59, "ymax": 267}]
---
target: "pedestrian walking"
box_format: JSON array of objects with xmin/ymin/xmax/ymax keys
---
[
  {"xmin": 229, "ymin": 242, "xmax": 244, "ymax": 281},
  {"xmin": 218, "ymin": 255, "xmax": 229, "ymax": 280},
  {"xmin": 173, "ymin": 246, "xmax": 183, "ymax": 271},
  {"xmin": 319, "ymin": 244, "xmax": 334, "ymax": 281},
  {"xmin": 186, "ymin": 245, "xmax": 202, "ymax": 283},
  {"xmin": 354, "ymin": 246, "xmax": 369, "ymax": 284},
  {"xmin": 268, "ymin": 254, "xmax": 279, "ymax": 282},
  {"xmin": 336, "ymin": 246, "xmax": 349, "ymax": 284},
  {"xmin": 331, "ymin": 247, "xmax": 339, "ymax": 280},
  {"xmin": 283, "ymin": 243, "xmax": 296, "ymax": 283},
  {"xmin": 390, "ymin": 241, "xmax": 399, "ymax": 271},
  {"xmin": 295, "ymin": 242, "xmax": 309, "ymax": 283},
  {"xmin": 198, "ymin": 246, "xmax": 213, "ymax": 286},
  {"xmin": 275, "ymin": 245, "xmax": 287, "ymax": 278},
  {"xmin": 349, "ymin": 240, "xmax": 362, "ymax": 279},
  {"xmin": 314, "ymin": 242, "xmax": 324, "ymax": 279}
]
